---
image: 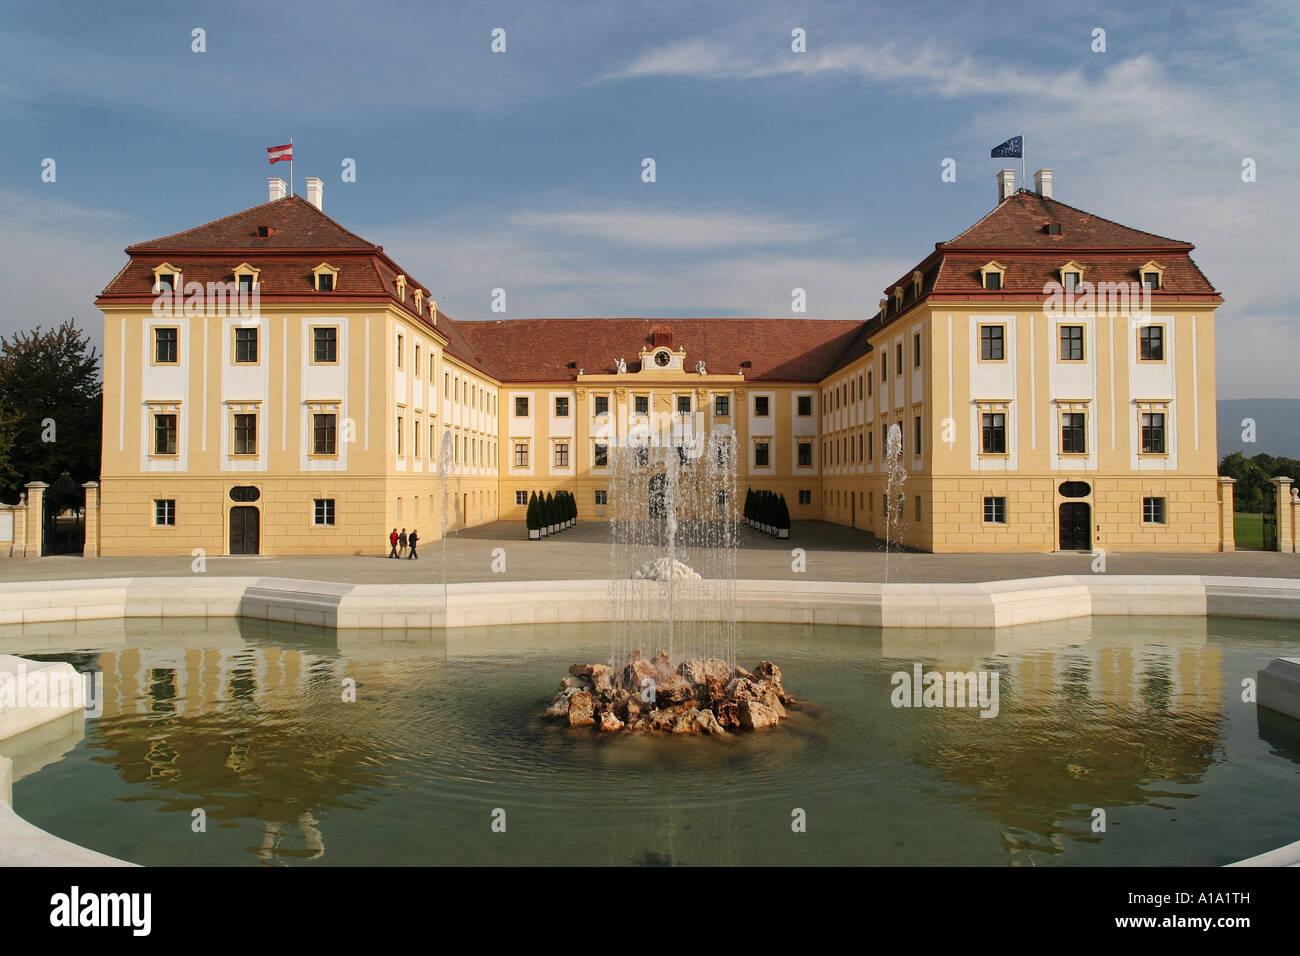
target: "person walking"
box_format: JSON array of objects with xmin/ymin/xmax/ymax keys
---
[
  {"xmin": 399, "ymin": 528, "xmax": 408, "ymax": 558},
  {"xmin": 407, "ymin": 529, "xmax": 419, "ymax": 559},
  {"xmin": 388, "ymin": 528, "xmax": 399, "ymax": 558}
]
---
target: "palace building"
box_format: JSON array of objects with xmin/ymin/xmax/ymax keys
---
[{"xmin": 94, "ymin": 169, "xmax": 1228, "ymax": 556}]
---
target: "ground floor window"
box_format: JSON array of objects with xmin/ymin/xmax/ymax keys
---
[
  {"xmin": 554, "ymin": 442, "xmax": 569, "ymax": 467},
  {"xmin": 314, "ymin": 498, "xmax": 335, "ymax": 526},
  {"xmin": 983, "ymin": 496, "xmax": 1007, "ymax": 524},
  {"xmin": 515, "ymin": 490, "xmax": 527, "ymax": 505},
  {"xmin": 595, "ymin": 490, "xmax": 608, "ymax": 506},
  {"xmin": 1143, "ymin": 496, "xmax": 1167, "ymax": 524},
  {"xmin": 154, "ymin": 499, "xmax": 175, "ymax": 526},
  {"xmin": 754, "ymin": 441, "xmax": 770, "ymax": 467},
  {"xmin": 514, "ymin": 442, "xmax": 528, "ymax": 467},
  {"xmin": 798, "ymin": 489, "xmax": 811, "ymax": 505}
]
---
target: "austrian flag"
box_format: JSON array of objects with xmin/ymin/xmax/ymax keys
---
[{"xmin": 266, "ymin": 143, "xmax": 293, "ymax": 164}]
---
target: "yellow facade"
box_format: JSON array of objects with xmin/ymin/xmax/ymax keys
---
[{"xmin": 95, "ymin": 180, "xmax": 1224, "ymax": 556}]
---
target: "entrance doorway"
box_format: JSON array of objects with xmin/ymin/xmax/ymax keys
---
[
  {"xmin": 1058, "ymin": 502, "xmax": 1091, "ymax": 551},
  {"xmin": 229, "ymin": 506, "xmax": 260, "ymax": 554}
]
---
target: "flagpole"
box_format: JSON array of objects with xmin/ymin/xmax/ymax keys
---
[
  {"xmin": 1021, "ymin": 133, "xmax": 1026, "ymax": 192},
  {"xmin": 290, "ymin": 137, "xmax": 294, "ymax": 197}
]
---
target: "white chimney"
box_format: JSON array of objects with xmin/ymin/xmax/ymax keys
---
[
  {"xmin": 996, "ymin": 168, "xmax": 1016, "ymax": 203},
  {"xmin": 1034, "ymin": 168, "xmax": 1053, "ymax": 199},
  {"xmin": 305, "ymin": 177, "xmax": 324, "ymax": 211},
  {"xmin": 267, "ymin": 177, "xmax": 287, "ymax": 202}
]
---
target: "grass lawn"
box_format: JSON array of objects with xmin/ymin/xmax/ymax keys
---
[{"xmin": 1234, "ymin": 512, "xmax": 1265, "ymax": 550}]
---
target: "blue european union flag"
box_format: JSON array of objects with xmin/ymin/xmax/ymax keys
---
[{"xmin": 990, "ymin": 136, "xmax": 1022, "ymax": 158}]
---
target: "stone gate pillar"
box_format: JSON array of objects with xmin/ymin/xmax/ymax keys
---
[
  {"xmin": 1217, "ymin": 476, "xmax": 1236, "ymax": 552},
  {"xmin": 82, "ymin": 481, "xmax": 100, "ymax": 557},
  {"xmin": 1271, "ymin": 476, "xmax": 1295, "ymax": 553},
  {"xmin": 23, "ymin": 481, "xmax": 47, "ymax": 558},
  {"xmin": 9, "ymin": 493, "xmax": 25, "ymax": 557}
]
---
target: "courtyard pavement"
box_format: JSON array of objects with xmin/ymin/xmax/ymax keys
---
[{"xmin": 1, "ymin": 521, "xmax": 1296, "ymax": 585}]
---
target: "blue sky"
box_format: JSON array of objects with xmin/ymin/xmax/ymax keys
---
[{"xmin": 1, "ymin": 0, "xmax": 1296, "ymax": 397}]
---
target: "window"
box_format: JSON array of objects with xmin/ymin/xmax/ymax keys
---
[
  {"xmin": 153, "ymin": 414, "xmax": 177, "ymax": 455},
  {"xmin": 415, "ymin": 345, "xmax": 421, "ymax": 376},
  {"xmin": 414, "ymin": 419, "xmax": 421, "ymax": 457},
  {"xmin": 314, "ymin": 498, "xmax": 336, "ymax": 526},
  {"xmin": 913, "ymin": 332, "xmax": 921, "ymax": 367},
  {"xmin": 635, "ymin": 395, "xmax": 649, "ymax": 415},
  {"xmin": 983, "ymin": 270, "xmax": 1002, "ymax": 290},
  {"xmin": 882, "ymin": 352, "xmax": 888, "ymax": 378},
  {"xmin": 554, "ymin": 442, "xmax": 569, "ymax": 467},
  {"xmin": 754, "ymin": 396, "xmax": 769, "ymax": 417},
  {"xmin": 515, "ymin": 396, "xmax": 529, "ymax": 416},
  {"xmin": 798, "ymin": 490, "xmax": 811, "ymax": 505},
  {"xmin": 154, "ymin": 499, "xmax": 176, "ymax": 526},
  {"xmin": 1143, "ymin": 496, "xmax": 1167, "ymax": 524},
  {"xmin": 595, "ymin": 490, "xmax": 608, "ymax": 506},
  {"xmin": 1141, "ymin": 412, "xmax": 1166, "ymax": 454},
  {"xmin": 395, "ymin": 416, "xmax": 403, "ymax": 455},
  {"xmin": 1059, "ymin": 325, "xmax": 1084, "ymax": 361},
  {"xmin": 895, "ymin": 343, "xmax": 903, "ymax": 374},
  {"xmin": 980, "ymin": 325, "xmax": 1005, "ymax": 361},
  {"xmin": 514, "ymin": 442, "xmax": 529, "ymax": 467},
  {"xmin": 156, "ymin": 273, "xmax": 175, "ymax": 292},
  {"xmin": 714, "ymin": 395, "xmax": 729, "ymax": 416},
  {"xmin": 868, "ymin": 429, "xmax": 874, "ymax": 462},
  {"xmin": 316, "ymin": 271, "xmax": 334, "ymax": 292},
  {"xmin": 307, "ymin": 412, "xmax": 337, "ymax": 456},
  {"xmin": 983, "ymin": 496, "xmax": 1007, "ymax": 524},
  {"xmin": 867, "ymin": 370, "xmax": 873, "ymax": 397},
  {"xmin": 155, "ymin": 327, "xmax": 178, "ymax": 364},
  {"xmin": 1143, "ymin": 271, "xmax": 1161, "ymax": 291},
  {"xmin": 1061, "ymin": 412, "xmax": 1086, "ymax": 454},
  {"xmin": 234, "ymin": 326, "xmax": 258, "ymax": 363},
  {"xmin": 594, "ymin": 442, "xmax": 608, "ymax": 467},
  {"xmin": 430, "ymin": 354, "xmax": 436, "ymax": 379},
  {"xmin": 237, "ymin": 273, "xmax": 255, "ymax": 294},
  {"xmin": 594, "ymin": 395, "xmax": 609, "ymax": 416},
  {"xmin": 313, "ymin": 327, "xmax": 337, "ymax": 363},
  {"xmin": 1140, "ymin": 325, "xmax": 1164, "ymax": 361},
  {"xmin": 797, "ymin": 441, "xmax": 812, "ymax": 466},
  {"xmin": 555, "ymin": 396, "xmax": 569, "ymax": 417},
  {"xmin": 515, "ymin": 491, "xmax": 527, "ymax": 506},
  {"xmin": 677, "ymin": 395, "xmax": 690, "ymax": 414},
  {"xmin": 1063, "ymin": 271, "xmax": 1081, "ymax": 293},
  {"xmin": 981, "ymin": 412, "xmax": 1007, "ymax": 454},
  {"xmin": 754, "ymin": 442, "xmax": 770, "ymax": 467},
  {"xmin": 229, "ymin": 413, "xmax": 256, "ymax": 455},
  {"xmin": 914, "ymin": 415, "xmax": 922, "ymax": 453},
  {"xmin": 797, "ymin": 395, "xmax": 812, "ymax": 416}
]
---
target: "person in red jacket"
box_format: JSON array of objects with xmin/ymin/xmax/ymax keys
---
[{"xmin": 388, "ymin": 528, "xmax": 399, "ymax": 558}]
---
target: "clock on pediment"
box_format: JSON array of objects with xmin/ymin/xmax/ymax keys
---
[{"xmin": 654, "ymin": 349, "xmax": 671, "ymax": 367}]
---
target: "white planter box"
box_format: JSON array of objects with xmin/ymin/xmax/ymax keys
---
[
  {"xmin": 778, "ymin": 528, "xmax": 789, "ymax": 539},
  {"xmin": 529, "ymin": 529, "xmax": 540, "ymax": 539}
]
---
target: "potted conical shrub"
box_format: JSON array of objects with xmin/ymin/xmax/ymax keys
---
[
  {"xmin": 776, "ymin": 493, "xmax": 791, "ymax": 539},
  {"xmin": 526, "ymin": 491, "xmax": 541, "ymax": 539},
  {"xmin": 545, "ymin": 492, "xmax": 556, "ymax": 535}
]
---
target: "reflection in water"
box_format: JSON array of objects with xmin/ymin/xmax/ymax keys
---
[{"xmin": 2, "ymin": 615, "xmax": 1296, "ymax": 866}]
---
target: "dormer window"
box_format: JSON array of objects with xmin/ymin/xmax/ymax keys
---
[
  {"xmin": 413, "ymin": 289, "xmax": 423, "ymax": 312},
  {"xmin": 892, "ymin": 286, "xmax": 904, "ymax": 311},
  {"xmin": 232, "ymin": 263, "xmax": 260, "ymax": 293},
  {"xmin": 395, "ymin": 274, "xmax": 407, "ymax": 302},
  {"xmin": 1059, "ymin": 261, "xmax": 1086, "ymax": 292},
  {"xmin": 312, "ymin": 263, "xmax": 339, "ymax": 292},
  {"xmin": 1139, "ymin": 261, "xmax": 1165, "ymax": 290},
  {"xmin": 256, "ymin": 225, "xmax": 274, "ymax": 238},
  {"xmin": 979, "ymin": 261, "xmax": 1006, "ymax": 291},
  {"xmin": 912, "ymin": 271, "xmax": 924, "ymax": 299},
  {"xmin": 152, "ymin": 262, "xmax": 181, "ymax": 293},
  {"xmin": 878, "ymin": 297, "xmax": 889, "ymax": 317},
  {"xmin": 1046, "ymin": 223, "xmax": 1062, "ymax": 235}
]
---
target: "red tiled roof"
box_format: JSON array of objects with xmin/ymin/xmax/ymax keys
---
[
  {"xmin": 944, "ymin": 189, "xmax": 1191, "ymax": 250},
  {"xmin": 453, "ymin": 318, "xmax": 865, "ymax": 382},
  {"xmin": 125, "ymin": 196, "xmax": 376, "ymax": 251}
]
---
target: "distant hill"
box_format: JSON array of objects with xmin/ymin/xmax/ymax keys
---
[{"xmin": 1217, "ymin": 399, "xmax": 1300, "ymax": 458}]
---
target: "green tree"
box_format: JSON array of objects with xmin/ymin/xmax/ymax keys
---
[{"xmin": 0, "ymin": 320, "xmax": 102, "ymax": 501}]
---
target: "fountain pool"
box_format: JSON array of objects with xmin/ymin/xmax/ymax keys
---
[{"xmin": 2, "ymin": 613, "xmax": 1297, "ymax": 866}]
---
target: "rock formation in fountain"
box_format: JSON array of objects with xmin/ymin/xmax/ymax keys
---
[
  {"xmin": 631, "ymin": 557, "xmax": 702, "ymax": 581},
  {"xmin": 545, "ymin": 651, "xmax": 796, "ymax": 734}
]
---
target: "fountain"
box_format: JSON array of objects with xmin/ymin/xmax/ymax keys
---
[
  {"xmin": 546, "ymin": 408, "xmax": 795, "ymax": 734},
  {"xmin": 883, "ymin": 422, "xmax": 906, "ymax": 583}
]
